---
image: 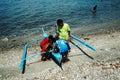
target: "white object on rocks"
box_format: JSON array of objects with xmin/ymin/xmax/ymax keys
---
[
  {"xmin": 1, "ymin": 37, "xmax": 9, "ymax": 42},
  {"xmin": 0, "ymin": 75, "xmax": 2, "ymax": 78}
]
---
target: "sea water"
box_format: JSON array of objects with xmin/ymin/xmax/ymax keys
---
[{"xmin": 0, "ymin": 0, "xmax": 120, "ymax": 38}]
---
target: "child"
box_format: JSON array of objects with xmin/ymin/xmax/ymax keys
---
[
  {"xmin": 55, "ymin": 19, "xmax": 71, "ymax": 51},
  {"xmin": 53, "ymin": 39, "xmax": 69, "ymax": 63},
  {"xmin": 40, "ymin": 35, "xmax": 54, "ymax": 61}
]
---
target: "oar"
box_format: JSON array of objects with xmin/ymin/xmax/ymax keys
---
[
  {"xmin": 70, "ymin": 41, "xmax": 94, "ymax": 60},
  {"xmin": 70, "ymin": 34, "xmax": 96, "ymax": 51}
]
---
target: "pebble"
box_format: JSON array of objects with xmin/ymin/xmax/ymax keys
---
[
  {"xmin": 84, "ymin": 37, "xmax": 90, "ymax": 40},
  {"xmin": 105, "ymin": 48, "xmax": 110, "ymax": 51},
  {"xmin": 33, "ymin": 77, "xmax": 39, "ymax": 79}
]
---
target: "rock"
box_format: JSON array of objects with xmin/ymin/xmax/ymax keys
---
[
  {"xmin": 105, "ymin": 48, "xmax": 110, "ymax": 51},
  {"xmin": 33, "ymin": 77, "xmax": 39, "ymax": 79},
  {"xmin": 1, "ymin": 37, "xmax": 9, "ymax": 42},
  {"xmin": 91, "ymin": 62, "xmax": 100, "ymax": 67},
  {"xmin": 84, "ymin": 37, "xmax": 90, "ymax": 40}
]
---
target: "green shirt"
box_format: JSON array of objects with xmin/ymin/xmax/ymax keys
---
[{"xmin": 57, "ymin": 23, "xmax": 70, "ymax": 40}]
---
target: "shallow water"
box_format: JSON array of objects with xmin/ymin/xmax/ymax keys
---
[{"xmin": 0, "ymin": 0, "xmax": 120, "ymax": 38}]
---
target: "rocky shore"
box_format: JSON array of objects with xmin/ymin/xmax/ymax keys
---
[{"xmin": 0, "ymin": 29, "xmax": 120, "ymax": 80}]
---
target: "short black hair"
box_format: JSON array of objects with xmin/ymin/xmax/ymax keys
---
[
  {"xmin": 48, "ymin": 35, "xmax": 53, "ymax": 40},
  {"xmin": 48, "ymin": 35, "xmax": 56, "ymax": 42},
  {"xmin": 57, "ymin": 19, "xmax": 63, "ymax": 24}
]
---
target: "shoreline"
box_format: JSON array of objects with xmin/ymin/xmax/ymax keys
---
[
  {"xmin": 1, "ymin": 19, "xmax": 120, "ymax": 51},
  {"xmin": 0, "ymin": 27, "xmax": 120, "ymax": 52}
]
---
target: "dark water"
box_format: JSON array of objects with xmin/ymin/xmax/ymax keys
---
[{"xmin": 0, "ymin": 0, "xmax": 120, "ymax": 38}]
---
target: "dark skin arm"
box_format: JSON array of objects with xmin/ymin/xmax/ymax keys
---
[
  {"xmin": 68, "ymin": 31, "xmax": 71, "ymax": 41},
  {"xmin": 55, "ymin": 32, "xmax": 59, "ymax": 40}
]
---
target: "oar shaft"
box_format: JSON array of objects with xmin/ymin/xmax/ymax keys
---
[{"xmin": 70, "ymin": 34, "xmax": 96, "ymax": 51}]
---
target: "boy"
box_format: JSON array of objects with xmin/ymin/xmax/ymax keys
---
[
  {"xmin": 40, "ymin": 35, "xmax": 54, "ymax": 61},
  {"xmin": 55, "ymin": 19, "xmax": 71, "ymax": 51},
  {"xmin": 53, "ymin": 39, "xmax": 69, "ymax": 63}
]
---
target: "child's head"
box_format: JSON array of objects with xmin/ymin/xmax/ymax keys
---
[
  {"xmin": 57, "ymin": 19, "xmax": 63, "ymax": 27},
  {"xmin": 48, "ymin": 35, "xmax": 55, "ymax": 42}
]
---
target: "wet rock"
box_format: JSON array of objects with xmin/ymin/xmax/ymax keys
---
[
  {"xmin": 84, "ymin": 76, "xmax": 87, "ymax": 79},
  {"xmin": 11, "ymin": 39, "xmax": 16, "ymax": 42},
  {"xmin": 84, "ymin": 37, "xmax": 90, "ymax": 40},
  {"xmin": 33, "ymin": 77, "xmax": 39, "ymax": 79},
  {"xmin": 100, "ymin": 48, "xmax": 110, "ymax": 51},
  {"xmin": 110, "ymin": 48, "xmax": 116, "ymax": 51}
]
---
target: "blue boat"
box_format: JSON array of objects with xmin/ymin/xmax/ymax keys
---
[{"xmin": 19, "ymin": 28, "xmax": 96, "ymax": 74}]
